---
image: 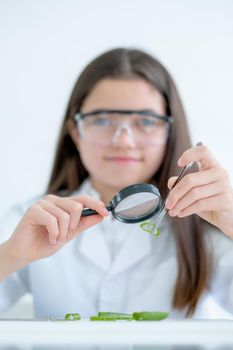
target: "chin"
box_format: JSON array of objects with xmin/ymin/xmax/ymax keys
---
[{"xmin": 106, "ymin": 177, "xmax": 146, "ymax": 190}]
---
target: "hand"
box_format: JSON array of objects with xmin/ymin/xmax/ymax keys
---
[
  {"xmin": 7, "ymin": 195, "xmax": 109, "ymax": 263},
  {"xmin": 165, "ymin": 144, "xmax": 233, "ymax": 238}
]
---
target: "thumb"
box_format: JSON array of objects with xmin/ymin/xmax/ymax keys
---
[
  {"xmin": 167, "ymin": 176, "xmax": 178, "ymax": 190},
  {"xmin": 72, "ymin": 214, "xmax": 104, "ymax": 238},
  {"xmin": 79, "ymin": 214, "xmax": 104, "ymax": 231}
]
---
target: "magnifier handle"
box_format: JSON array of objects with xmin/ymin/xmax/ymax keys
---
[
  {"xmin": 81, "ymin": 208, "xmax": 98, "ymax": 217},
  {"xmin": 81, "ymin": 204, "xmax": 112, "ymax": 217}
]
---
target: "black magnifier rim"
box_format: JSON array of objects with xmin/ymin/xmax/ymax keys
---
[{"xmin": 110, "ymin": 183, "xmax": 163, "ymax": 224}]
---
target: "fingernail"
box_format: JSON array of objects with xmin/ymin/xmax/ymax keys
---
[
  {"xmin": 177, "ymin": 158, "xmax": 183, "ymax": 166},
  {"xmin": 102, "ymin": 208, "xmax": 109, "ymax": 215}
]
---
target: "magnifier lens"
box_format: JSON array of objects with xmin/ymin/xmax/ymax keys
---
[{"xmin": 114, "ymin": 192, "xmax": 160, "ymax": 221}]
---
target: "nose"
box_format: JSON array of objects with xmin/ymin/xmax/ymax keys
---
[{"xmin": 112, "ymin": 123, "xmax": 137, "ymax": 148}]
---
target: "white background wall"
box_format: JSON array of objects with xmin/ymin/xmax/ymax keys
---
[{"xmin": 0, "ymin": 0, "xmax": 233, "ymax": 217}]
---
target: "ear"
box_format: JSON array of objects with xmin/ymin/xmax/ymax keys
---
[{"xmin": 66, "ymin": 119, "xmax": 80, "ymax": 149}]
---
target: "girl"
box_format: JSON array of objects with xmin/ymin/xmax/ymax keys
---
[{"xmin": 0, "ymin": 48, "xmax": 233, "ymax": 319}]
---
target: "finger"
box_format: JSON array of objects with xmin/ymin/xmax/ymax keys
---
[
  {"xmin": 178, "ymin": 145, "xmax": 219, "ymax": 170},
  {"xmin": 67, "ymin": 214, "xmax": 104, "ymax": 241},
  {"xmin": 167, "ymin": 176, "xmax": 178, "ymax": 190},
  {"xmin": 27, "ymin": 204, "xmax": 59, "ymax": 245},
  {"xmin": 72, "ymin": 195, "xmax": 109, "ymax": 216},
  {"xmin": 166, "ymin": 167, "xmax": 222, "ymax": 210},
  {"xmin": 38, "ymin": 200, "xmax": 70, "ymax": 242},
  {"xmin": 175, "ymin": 193, "xmax": 229, "ymax": 218},
  {"xmin": 45, "ymin": 195, "xmax": 83, "ymax": 230},
  {"xmin": 168, "ymin": 182, "xmax": 226, "ymax": 217}
]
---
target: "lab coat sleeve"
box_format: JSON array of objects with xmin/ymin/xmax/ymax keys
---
[
  {"xmin": 208, "ymin": 227, "xmax": 233, "ymax": 316},
  {"xmin": 0, "ymin": 203, "xmax": 30, "ymax": 313}
]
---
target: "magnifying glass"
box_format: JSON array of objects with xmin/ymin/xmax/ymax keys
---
[
  {"xmin": 81, "ymin": 183, "xmax": 163, "ymax": 224},
  {"xmin": 82, "ymin": 142, "xmax": 202, "ymax": 226}
]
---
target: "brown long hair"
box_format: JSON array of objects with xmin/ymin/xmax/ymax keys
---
[{"xmin": 47, "ymin": 48, "xmax": 211, "ymax": 315}]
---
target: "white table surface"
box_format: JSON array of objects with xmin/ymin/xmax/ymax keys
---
[{"xmin": 0, "ymin": 319, "xmax": 233, "ymax": 349}]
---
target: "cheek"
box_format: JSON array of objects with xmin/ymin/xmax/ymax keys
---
[
  {"xmin": 78, "ymin": 143, "xmax": 103, "ymax": 173},
  {"xmin": 143, "ymin": 145, "xmax": 166, "ymax": 176}
]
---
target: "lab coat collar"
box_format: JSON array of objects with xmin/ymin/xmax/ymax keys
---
[
  {"xmin": 110, "ymin": 223, "xmax": 151, "ymax": 277},
  {"xmin": 78, "ymin": 221, "xmax": 151, "ymax": 277},
  {"xmin": 78, "ymin": 224, "xmax": 112, "ymax": 270}
]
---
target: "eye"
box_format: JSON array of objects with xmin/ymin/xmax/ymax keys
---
[
  {"xmin": 87, "ymin": 116, "xmax": 111, "ymax": 126},
  {"xmin": 138, "ymin": 117, "xmax": 158, "ymax": 127}
]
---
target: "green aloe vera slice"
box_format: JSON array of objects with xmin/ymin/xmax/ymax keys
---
[{"xmin": 132, "ymin": 311, "xmax": 169, "ymax": 321}]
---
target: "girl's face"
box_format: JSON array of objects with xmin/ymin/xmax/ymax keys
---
[{"xmin": 69, "ymin": 78, "xmax": 168, "ymax": 202}]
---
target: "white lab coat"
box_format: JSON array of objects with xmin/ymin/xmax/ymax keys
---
[{"xmin": 1, "ymin": 179, "xmax": 233, "ymax": 319}]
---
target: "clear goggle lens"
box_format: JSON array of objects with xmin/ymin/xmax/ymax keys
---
[{"xmin": 75, "ymin": 111, "xmax": 172, "ymax": 147}]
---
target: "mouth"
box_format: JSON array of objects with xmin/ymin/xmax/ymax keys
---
[{"xmin": 104, "ymin": 156, "xmax": 143, "ymax": 164}]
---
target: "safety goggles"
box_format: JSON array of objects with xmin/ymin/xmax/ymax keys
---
[{"xmin": 74, "ymin": 109, "xmax": 173, "ymax": 147}]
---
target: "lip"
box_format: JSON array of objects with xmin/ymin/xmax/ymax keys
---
[{"xmin": 104, "ymin": 156, "xmax": 142, "ymax": 164}]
